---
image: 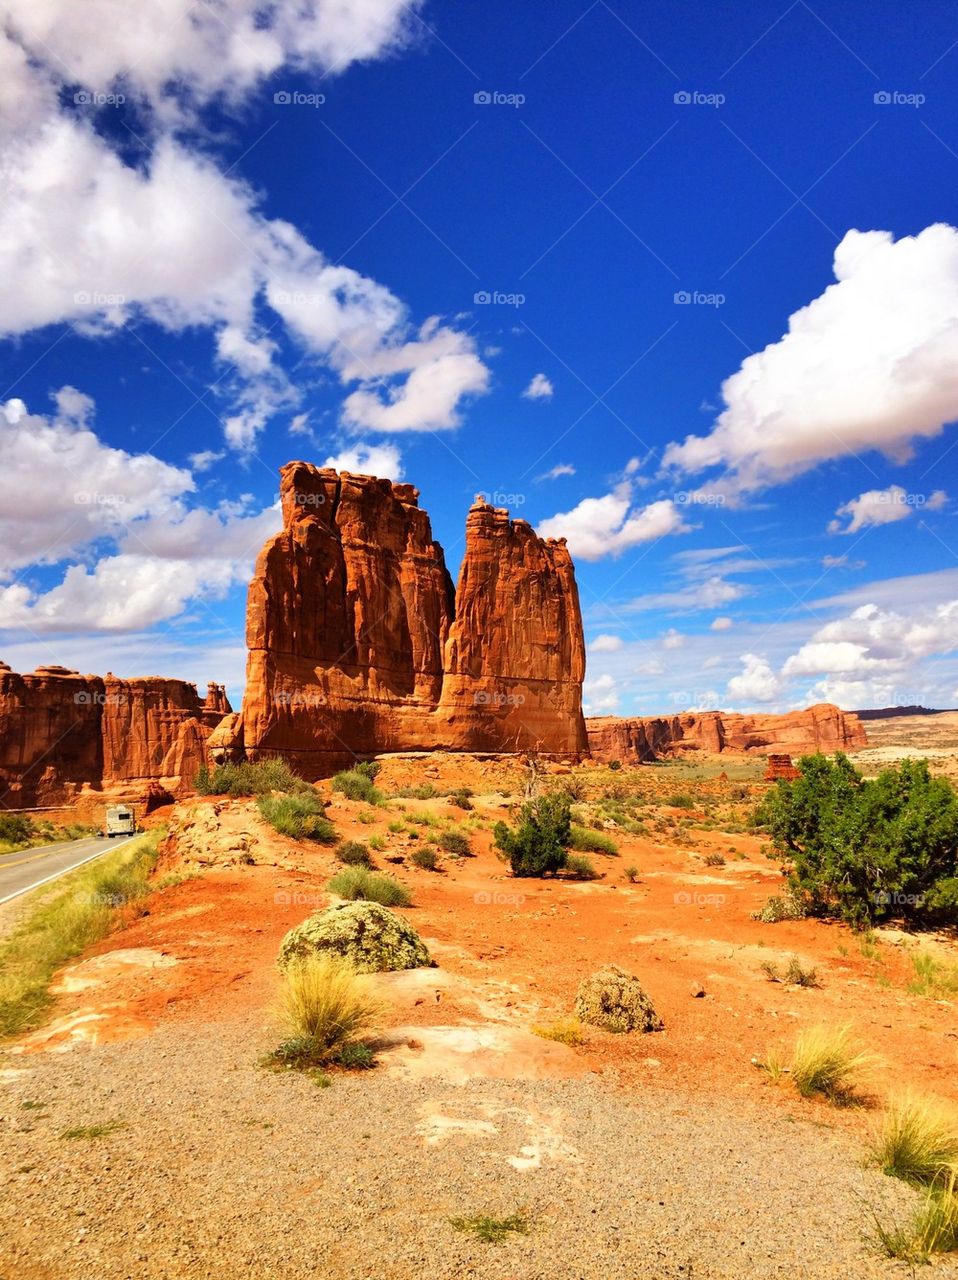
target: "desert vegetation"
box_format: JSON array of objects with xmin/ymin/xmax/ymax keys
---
[
  {"xmin": 327, "ymin": 867, "xmax": 412, "ymax": 907},
  {"xmin": 754, "ymin": 753, "xmax": 958, "ymax": 927},
  {"xmin": 265, "ymin": 954, "xmax": 381, "ymax": 1071},
  {"xmin": 0, "ymin": 829, "xmax": 162, "ymax": 1038}
]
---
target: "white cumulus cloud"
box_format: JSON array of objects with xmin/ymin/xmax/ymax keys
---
[
  {"xmin": 828, "ymin": 484, "xmax": 947, "ymax": 534},
  {"xmin": 664, "ymin": 225, "xmax": 958, "ymax": 492},
  {"xmin": 537, "ymin": 483, "xmax": 690, "ymax": 561},
  {"xmin": 522, "ymin": 373, "xmax": 554, "ymax": 400}
]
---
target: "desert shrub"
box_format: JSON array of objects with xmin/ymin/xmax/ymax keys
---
[
  {"xmin": 493, "ymin": 792, "xmax": 571, "ymax": 878},
  {"xmin": 0, "ymin": 814, "xmax": 34, "ymax": 844},
  {"xmin": 368, "ymin": 835, "xmax": 386, "ymax": 853},
  {"xmin": 279, "ymin": 900, "xmax": 428, "ymax": 972},
  {"xmin": 760, "ymin": 957, "xmax": 820, "ymax": 987},
  {"xmin": 335, "ymin": 840, "xmax": 372, "ymax": 867},
  {"xmin": 327, "ymin": 867, "xmax": 411, "ymax": 907},
  {"xmin": 608, "ymin": 760, "xmax": 622, "ymax": 771},
  {"xmin": 703, "ymin": 852, "xmax": 726, "ymax": 867},
  {"xmin": 268, "ymin": 954, "xmax": 380, "ymax": 1068},
  {"xmin": 869, "ymin": 1093, "xmax": 958, "ymax": 1185},
  {"xmin": 754, "ymin": 753, "xmax": 958, "ymax": 928},
  {"xmin": 392, "ymin": 783, "xmax": 440, "ymax": 800},
  {"xmin": 532, "ymin": 1017, "xmax": 584, "ymax": 1046},
  {"xmin": 786, "ymin": 1024, "xmax": 871, "ymax": 1101},
  {"xmin": 908, "ymin": 952, "xmax": 958, "ymax": 999},
  {"xmin": 257, "ymin": 791, "xmax": 336, "ymax": 843},
  {"xmin": 447, "ymin": 788, "xmax": 473, "ymax": 810},
  {"xmin": 331, "ymin": 768, "xmax": 385, "ymax": 805},
  {"xmin": 438, "ymin": 830, "xmax": 471, "ymax": 858},
  {"xmin": 666, "ymin": 793, "xmax": 695, "ymax": 810},
  {"xmin": 561, "ymin": 778, "xmax": 588, "ymax": 801},
  {"xmin": 197, "ymin": 757, "xmax": 305, "ymax": 797},
  {"xmin": 410, "ymin": 848, "xmax": 440, "ymax": 872},
  {"xmin": 623, "ymin": 865, "xmax": 640, "ymax": 883},
  {"xmin": 337, "ymin": 1040, "xmax": 376, "ymax": 1070},
  {"xmin": 875, "ymin": 1173, "xmax": 958, "ymax": 1261},
  {"xmin": 354, "ymin": 761, "xmax": 381, "ymax": 780},
  {"xmin": 568, "ymin": 825, "xmax": 618, "ymax": 855},
  {"xmin": 565, "ymin": 853, "xmax": 598, "ymax": 880},
  {"xmin": 752, "ymin": 892, "xmax": 807, "ymax": 924},
  {"xmin": 387, "ymin": 819, "xmax": 406, "ymax": 834},
  {"xmin": 574, "ymin": 965, "xmax": 663, "ymax": 1033}
]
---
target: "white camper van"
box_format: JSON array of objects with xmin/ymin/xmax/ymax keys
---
[{"xmin": 105, "ymin": 805, "xmax": 135, "ymax": 838}]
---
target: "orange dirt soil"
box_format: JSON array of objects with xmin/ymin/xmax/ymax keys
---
[{"xmin": 17, "ymin": 753, "xmax": 958, "ymax": 1140}]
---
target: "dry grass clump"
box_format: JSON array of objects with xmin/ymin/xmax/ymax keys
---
[
  {"xmin": 758, "ymin": 1024, "xmax": 872, "ymax": 1103},
  {"xmin": 327, "ymin": 867, "xmax": 411, "ymax": 907},
  {"xmin": 268, "ymin": 954, "xmax": 381, "ymax": 1069},
  {"xmin": 874, "ymin": 1173, "xmax": 958, "ymax": 1262},
  {"xmin": 532, "ymin": 1017, "xmax": 584, "ymax": 1046},
  {"xmin": 869, "ymin": 1093, "xmax": 958, "ymax": 1185}
]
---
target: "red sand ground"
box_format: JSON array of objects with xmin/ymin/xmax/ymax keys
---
[{"xmin": 17, "ymin": 756, "xmax": 958, "ymax": 1143}]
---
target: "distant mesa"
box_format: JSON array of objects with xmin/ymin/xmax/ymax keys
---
[{"xmin": 853, "ymin": 704, "xmax": 954, "ymax": 720}]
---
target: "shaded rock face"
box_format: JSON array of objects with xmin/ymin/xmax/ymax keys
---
[
  {"xmin": 232, "ymin": 465, "xmax": 588, "ymax": 773},
  {"xmin": 0, "ymin": 667, "xmax": 231, "ymax": 808},
  {"xmin": 586, "ymin": 704, "xmax": 867, "ymax": 763}
]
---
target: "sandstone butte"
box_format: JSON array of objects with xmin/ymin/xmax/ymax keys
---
[
  {"xmin": 585, "ymin": 703, "xmax": 868, "ymax": 764},
  {"xmin": 0, "ymin": 661, "xmax": 230, "ymax": 809},
  {"xmin": 211, "ymin": 464, "xmax": 589, "ymax": 773},
  {"xmin": 0, "ymin": 466, "xmax": 870, "ymax": 810}
]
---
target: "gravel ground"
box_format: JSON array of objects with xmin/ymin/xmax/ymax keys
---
[{"xmin": 0, "ymin": 1013, "xmax": 944, "ymax": 1280}]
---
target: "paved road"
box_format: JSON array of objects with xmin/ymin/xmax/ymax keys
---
[{"xmin": 0, "ymin": 836, "xmax": 132, "ymax": 906}]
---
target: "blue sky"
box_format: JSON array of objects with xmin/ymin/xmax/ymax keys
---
[{"xmin": 1, "ymin": 0, "xmax": 958, "ymax": 714}]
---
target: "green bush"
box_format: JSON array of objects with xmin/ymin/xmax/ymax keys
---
[
  {"xmin": 257, "ymin": 791, "xmax": 336, "ymax": 843},
  {"xmin": 197, "ymin": 758, "xmax": 305, "ymax": 797},
  {"xmin": 0, "ymin": 814, "xmax": 34, "ymax": 844},
  {"xmin": 568, "ymin": 825, "xmax": 618, "ymax": 855},
  {"xmin": 331, "ymin": 769, "xmax": 385, "ymax": 805},
  {"xmin": 447, "ymin": 788, "xmax": 474, "ymax": 810},
  {"xmin": 327, "ymin": 867, "xmax": 412, "ymax": 907},
  {"xmin": 438, "ymin": 830, "xmax": 472, "ymax": 858},
  {"xmin": 565, "ymin": 853, "xmax": 598, "ymax": 880},
  {"xmin": 666, "ymin": 793, "xmax": 695, "ymax": 810},
  {"xmin": 335, "ymin": 840, "xmax": 372, "ymax": 867},
  {"xmin": 392, "ymin": 783, "xmax": 440, "ymax": 800},
  {"xmin": 410, "ymin": 848, "xmax": 440, "ymax": 872},
  {"xmin": 354, "ymin": 761, "xmax": 381, "ymax": 781},
  {"xmin": 754, "ymin": 754, "xmax": 958, "ymax": 927},
  {"xmin": 609, "ymin": 760, "xmax": 622, "ymax": 771},
  {"xmin": 493, "ymin": 792, "xmax": 571, "ymax": 878}
]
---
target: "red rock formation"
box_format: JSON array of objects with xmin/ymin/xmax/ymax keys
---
[
  {"xmin": 0, "ymin": 664, "xmax": 231, "ymax": 808},
  {"xmin": 228, "ymin": 464, "xmax": 588, "ymax": 773},
  {"xmin": 764, "ymin": 754, "xmax": 800, "ymax": 781},
  {"xmin": 586, "ymin": 704, "xmax": 867, "ymax": 763}
]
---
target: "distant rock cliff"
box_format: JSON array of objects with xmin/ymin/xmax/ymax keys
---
[
  {"xmin": 0, "ymin": 661, "xmax": 230, "ymax": 808},
  {"xmin": 586, "ymin": 703, "xmax": 867, "ymax": 763},
  {"xmin": 217, "ymin": 464, "xmax": 588, "ymax": 773}
]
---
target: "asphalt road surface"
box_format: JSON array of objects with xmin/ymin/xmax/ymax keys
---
[{"xmin": 0, "ymin": 835, "xmax": 132, "ymax": 906}]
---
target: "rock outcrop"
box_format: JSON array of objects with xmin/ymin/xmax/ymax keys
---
[
  {"xmin": 586, "ymin": 703, "xmax": 867, "ymax": 763},
  {"xmin": 0, "ymin": 664, "xmax": 231, "ymax": 808},
  {"xmin": 225, "ymin": 464, "xmax": 588, "ymax": 773}
]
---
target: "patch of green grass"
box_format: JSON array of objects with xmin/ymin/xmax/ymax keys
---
[
  {"xmin": 564, "ymin": 853, "xmax": 599, "ymax": 880},
  {"xmin": 438, "ymin": 830, "xmax": 472, "ymax": 858},
  {"xmin": 327, "ymin": 867, "xmax": 412, "ymax": 907},
  {"xmin": 449, "ymin": 1213, "xmax": 530, "ymax": 1244},
  {"xmin": 0, "ymin": 830, "xmax": 162, "ymax": 1040},
  {"xmin": 331, "ymin": 769, "xmax": 386, "ymax": 806},
  {"xmin": 568, "ymin": 825, "xmax": 618, "ymax": 855},
  {"xmin": 387, "ymin": 819, "xmax": 406, "ymax": 834},
  {"xmin": 666, "ymin": 793, "xmax": 696, "ymax": 810},
  {"xmin": 356, "ymin": 810, "xmax": 377, "ymax": 825},
  {"xmin": 774, "ymin": 1024, "xmax": 872, "ymax": 1102},
  {"xmin": 60, "ymin": 1120, "xmax": 127, "ymax": 1140},
  {"xmin": 410, "ymin": 848, "xmax": 440, "ymax": 872},
  {"xmin": 336, "ymin": 1041, "xmax": 376, "ymax": 1070},
  {"xmin": 257, "ymin": 791, "xmax": 336, "ymax": 843},
  {"xmin": 367, "ymin": 835, "xmax": 386, "ymax": 852},
  {"xmin": 334, "ymin": 840, "xmax": 373, "ymax": 867},
  {"xmin": 391, "ymin": 783, "xmax": 440, "ymax": 800},
  {"xmin": 908, "ymin": 952, "xmax": 958, "ymax": 1000},
  {"xmin": 447, "ymin": 788, "xmax": 474, "ymax": 810}
]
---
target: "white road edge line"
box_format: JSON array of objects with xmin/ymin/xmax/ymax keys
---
[{"xmin": 0, "ymin": 837, "xmax": 134, "ymax": 907}]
